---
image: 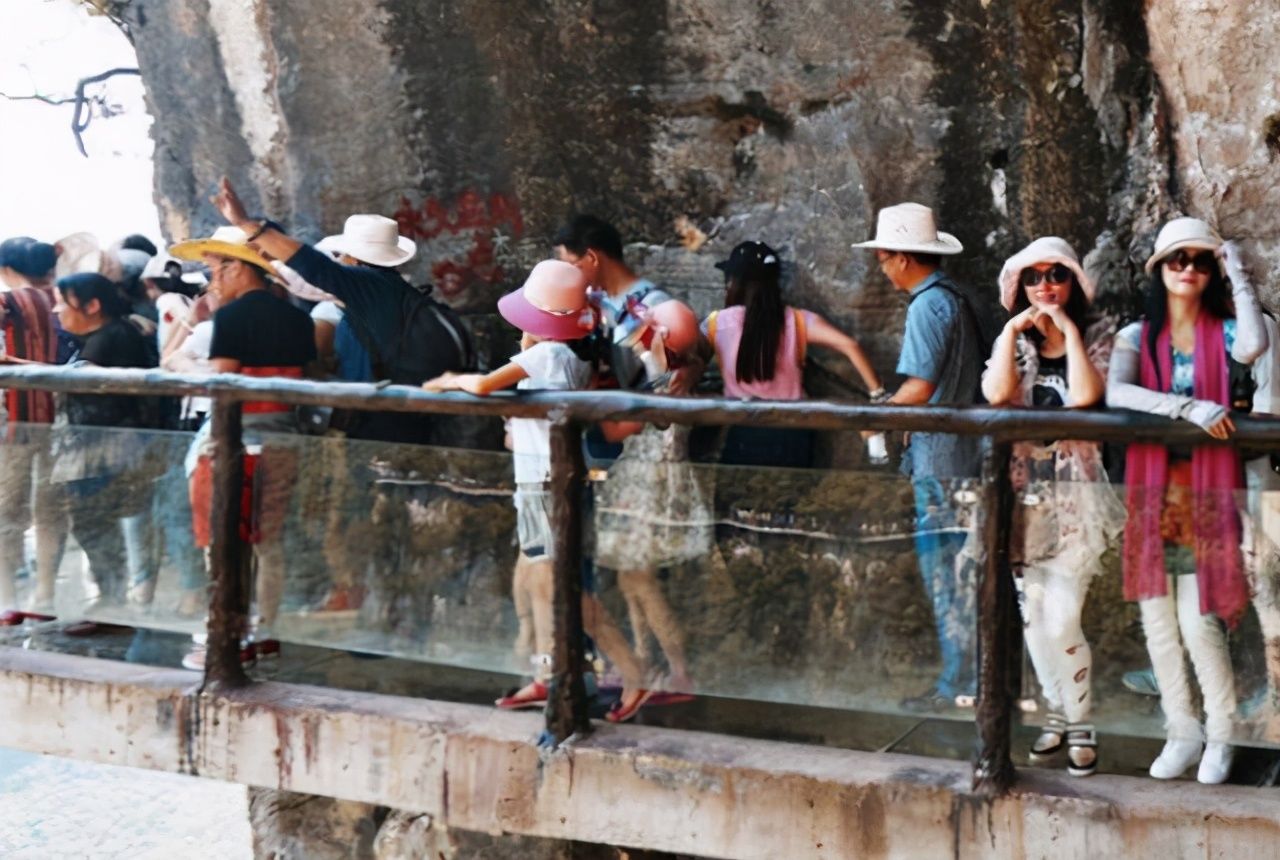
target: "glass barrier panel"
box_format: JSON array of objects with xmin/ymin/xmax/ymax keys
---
[
  {"xmin": 1013, "ymin": 455, "xmax": 1280, "ymax": 779},
  {"xmin": 0, "ymin": 423, "xmax": 205, "ymax": 655},
  {"xmin": 582, "ymin": 422, "xmax": 988, "ymax": 723}
]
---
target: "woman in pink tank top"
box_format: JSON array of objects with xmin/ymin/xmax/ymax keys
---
[{"xmin": 708, "ymin": 241, "xmax": 883, "ymax": 467}]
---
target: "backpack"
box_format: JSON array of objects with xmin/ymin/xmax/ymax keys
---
[
  {"xmin": 339, "ymin": 285, "xmax": 477, "ymax": 444},
  {"xmin": 347, "ymin": 286, "xmax": 475, "ymax": 386},
  {"xmin": 911, "ymin": 278, "xmax": 997, "ymax": 403}
]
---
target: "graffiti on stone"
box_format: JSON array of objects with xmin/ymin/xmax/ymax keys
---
[{"xmin": 394, "ymin": 190, "xmax": 524, "ymax": 300}]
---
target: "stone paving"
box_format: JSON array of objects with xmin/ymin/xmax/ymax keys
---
[{"xmin": 0, "ymin": 747, "xmax": 250, "ymax": 859}]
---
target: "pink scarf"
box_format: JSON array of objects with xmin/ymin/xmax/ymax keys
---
[{"xmin": 1122, "ymin": 313, "xmax": 1248, "ymax": 626}]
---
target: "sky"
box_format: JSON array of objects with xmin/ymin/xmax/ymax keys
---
[{"xmin": 0, "ymin": 0, "xmax": 161, "ymax": 246}]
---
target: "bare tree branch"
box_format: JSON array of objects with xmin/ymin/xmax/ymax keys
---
[
  {"xmin": 0, "ymin": 92, "xmax": 79, "ymax": 106},
  {"xmin": 71, "ymin": 67, "xmax": 142, "ymax": 157},
  {"xmin": 0, "ymin": 67, "xmax": 142, "ymax": 157}
]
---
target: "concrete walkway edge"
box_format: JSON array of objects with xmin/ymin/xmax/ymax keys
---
[{"xmin": 1, "ymin": 647, "xmax": 1276, "ymax": 859}]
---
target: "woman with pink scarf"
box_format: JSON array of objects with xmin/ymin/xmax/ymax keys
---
[
  {"xmin": 984, "ymin": 237, "xmax": 1122, "ymax": 777},
  {"xmin": 1107, "ymin": 218, "xmax": 1268, "ymax": 784}
]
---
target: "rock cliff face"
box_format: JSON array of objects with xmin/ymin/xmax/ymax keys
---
[{"xmin": 123, "ymin": 0, "xmax": 1279, "ymax": 382}]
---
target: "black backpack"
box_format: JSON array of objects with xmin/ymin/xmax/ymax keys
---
[{"xmin": 341, "ymin": 285, "xmax": 477, "ymax": 445}]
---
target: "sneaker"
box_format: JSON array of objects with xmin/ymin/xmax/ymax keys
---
[
  {"xmin": 0, "ymin": 609, "xmax": 25, "ymax": 627},
  {"xmin": 900, "ymin": 688, "xmax": 959, "ymax": 713},
  {"xmin": 1197, "ymin": 742, "xmax": 1234, "ymax": 784},
  {"xmin": 495, "ymin": 680, "xmax": 548, "ymax": 710},
  {"xmin": 1123, "ymin": 668, "xmax": 1161, "ymax": 697},
  {"xmin": 604, "ymin": 689, "xmax": 654, "ymax": 723},
  {"xmin": 1149, "ymin": 738, "xmax": 1203, "ymax": 779}
]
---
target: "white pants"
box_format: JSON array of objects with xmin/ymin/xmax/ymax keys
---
[
  {"xmin": 1017, "ymin": 564, "xmax": 1092, "ymax": 723},
  {"xmin": 1139, "ymin": 570, "xmax": 1237, "ymax": 743}
]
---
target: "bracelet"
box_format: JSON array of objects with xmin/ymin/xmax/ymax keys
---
[{"xmin": 245, "ymin": 219, "xmax": 273, "ymax": 242}]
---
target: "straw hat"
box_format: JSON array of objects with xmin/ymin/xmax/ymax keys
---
[
  {"xmin": 318, "ymin": 214, "xmax": 416, "ymax": 268},
  {"xmin": 1143, "ymin": 217, "xmax": 1223, "ymax": 274},
  {"xmin": 497, "ymin": 260, "xmax": 592, "ymax": 341},
  {"xmin": 851, "ymin": 202, "xmax": 963, "ymax": 255},
  {"xmin": 169, "ymin": 225, "xmax": 273, "ymax": 272},
  {"xmin": 997, "ymin": 236, "xmax": 1094, "ymax": 312}
]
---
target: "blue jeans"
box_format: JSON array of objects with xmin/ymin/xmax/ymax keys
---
[{"xmin": 912, "ymin": 477, "xmax": 978, "ymax": 698}]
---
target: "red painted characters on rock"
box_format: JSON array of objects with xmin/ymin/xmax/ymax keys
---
[{"xmin": 395, "ymin": 190, "xmax": 524, "ymax": 300}]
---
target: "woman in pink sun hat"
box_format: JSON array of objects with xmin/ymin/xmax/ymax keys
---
[{"xmin": 424, "ymin": 260, "xmax": 652, "ymax": 719}]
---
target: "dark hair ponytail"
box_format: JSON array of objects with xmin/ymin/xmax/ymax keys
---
[
  {"xmin": 56, "ymin": 272, "xmax": 132, "ymax": 319},
  {"xmin": 1142, "ymin": 257, "xmax": 1233, "ymax": 389},
  {"xmin": 727, "ymin": 269, "xmax": 786, "ymax": 384}
]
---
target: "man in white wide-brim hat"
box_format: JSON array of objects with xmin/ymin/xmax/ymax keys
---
[
  {"xmin": 207, "ymin": 176, "xmax": 472, "ymax": 445},
  {"xmin": 853, "ymin": 201, "xmax": 985, "ymax": 713}
]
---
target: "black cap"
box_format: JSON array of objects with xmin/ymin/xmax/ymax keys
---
[
  {"xmin": 0, "ymin": 237, "xmax": 57, "ymax": 279},
  {"xmin": 714, "ymin": 241, "xmax": 781, "ymax": 278}
]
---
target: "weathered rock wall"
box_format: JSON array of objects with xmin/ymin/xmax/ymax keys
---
[{"xmin": 120, "ymin": 0, "xmax": 1235, "ymax": 386}]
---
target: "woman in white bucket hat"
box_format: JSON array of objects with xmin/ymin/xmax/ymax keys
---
[
  {"xmin": 983, "ymin": 236, "xmax": 1123, "ymax": 777},
  {"xmin": 1107, "ymin": 217, "xmax": 1268, "ymax": 784}
]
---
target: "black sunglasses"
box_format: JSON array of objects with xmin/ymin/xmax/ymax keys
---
[
  {"xmin": 1019, "ymin": 263, "xmax": 1073, "ymax": 288},
  {"xmin": 1162, "ymin": 249, "xmax": 1216, "ymax": 275}
]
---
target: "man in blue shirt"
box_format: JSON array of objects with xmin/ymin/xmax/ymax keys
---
[{"xmin": 854, "ymin": 203, "xmax": 984, "ymax": 712}]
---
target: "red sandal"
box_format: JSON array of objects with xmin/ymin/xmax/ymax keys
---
[
  {"xmin": 495, "ymin": 680, "xmax": 548, "ymax": 710},
  {"xmin": 604, "ymin": 689, "xmax": 654, "ymax": 723}
]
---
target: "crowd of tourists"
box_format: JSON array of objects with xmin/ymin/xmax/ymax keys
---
[{"xmin": 1, "ymin": 182, "xmax": 1278, "ymax": 785}]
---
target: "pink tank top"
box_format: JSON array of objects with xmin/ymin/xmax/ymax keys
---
[{"xmin": 708, "ymin": 305, "xmax": 814, "ymax": 400}]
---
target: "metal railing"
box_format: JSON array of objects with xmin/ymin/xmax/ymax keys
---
[{"xmin": 5, "ymin": 363, "xmax": 1280, "ymax": 797}]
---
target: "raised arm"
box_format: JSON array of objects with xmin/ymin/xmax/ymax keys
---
[
  {"xmin": 1221, "ymin": 241, "xmax": 1269, "ymax": 364},
  {"xmin": 211, "ymin": 177, "xmax": 302, "ymax": 263}
]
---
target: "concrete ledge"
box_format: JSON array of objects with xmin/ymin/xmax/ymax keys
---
[{"xmin": 2, "ymin": 647, "xmax": 1278, "ymax": 858}]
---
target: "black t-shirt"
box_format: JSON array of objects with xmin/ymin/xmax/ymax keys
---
[
  {"xmin": 1031, "ymin": 353, "xmax": 1068, "ymax": 408},
  {"xmin": 210, "ymin": 289, "xmax": 315, "ymax": 368},
  {"xmin": 66, "ymin": 317, "xmax": 158, "ymax": 428}
]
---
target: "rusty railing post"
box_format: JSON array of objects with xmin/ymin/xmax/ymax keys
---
[
  {"xmin": 203, "ymin": 395, "xmax": 252, "ymax": 690},
  {"xmin": 973, "ymin": 440, "xmax": 1019, "ymax": 795},
  {"xmin": 545, "ymin": 417, "xmax": 591, "ymax": 742}
]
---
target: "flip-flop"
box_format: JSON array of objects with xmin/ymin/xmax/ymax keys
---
[
  {"xmin": 604, "ymin": 688, "xmax": 654, "ymax": 723},
  {"xmin": 644, "ymin": 691, "xmax": 695, "ymax": 707},
  {"xmin": 496, "ymin": 681, "xmax": 548, "ymax": 710}
]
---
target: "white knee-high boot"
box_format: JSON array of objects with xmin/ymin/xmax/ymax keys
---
[{"xmin": 1141, "ymin": 580, "xmax": 1203, "ymax": 779}]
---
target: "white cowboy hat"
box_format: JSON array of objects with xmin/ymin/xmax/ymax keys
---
[
  {"xmin": 851, "ymin": 202, "xmax": 963, "ymax": 255},
  {"xmin": 997, "ymin": 236, "xmax": 1095, "ymax": 312},
  {"xmin": 318, "ymin": 214, "xmax": 416, "ymax": 268},
  {"xmin": 1143, "ymin": 217, "xmax": 1223, "ymax": 274}
]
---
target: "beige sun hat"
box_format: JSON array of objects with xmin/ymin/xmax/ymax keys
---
[
  {"xmin": 1143, "ymin": 217, "xmax": 1223, "ymax": 274},
  {"xmin": 997, "ymin": 236, "xmax": 1094, "ymax": 312},
  {"xmin": 851, "ymin": 202, "xmax": 963, "ymax": 255},
  {"xmin": 318, "ymin": 214, "xmax": 416, "ymax": 267},
  {"xmin": 55, "ymin": 232, "xmax": 123, "ymax": 282},
  {"xmin": 169, "ymin": 225, "xmax": 273, "ymax": 272}
]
